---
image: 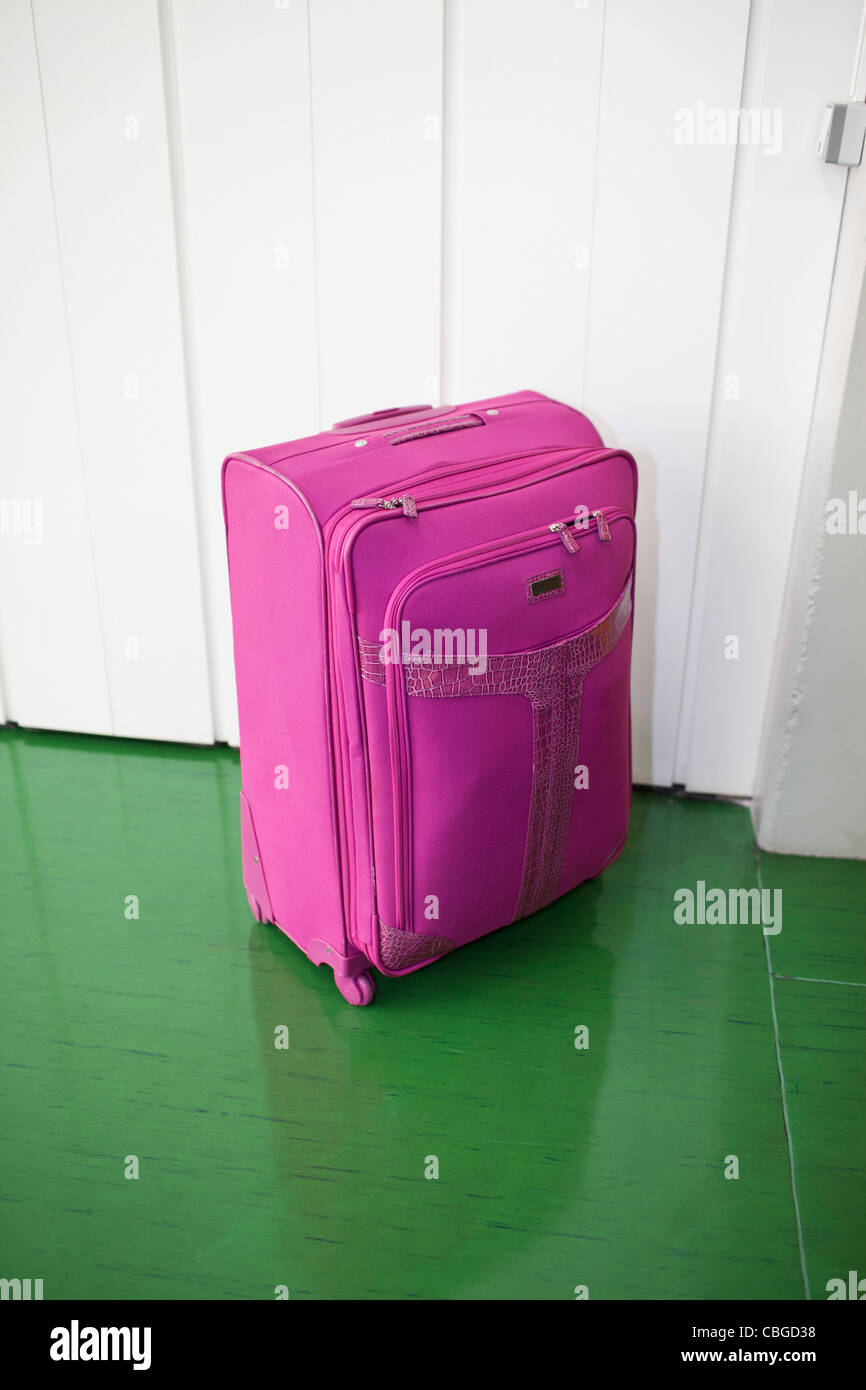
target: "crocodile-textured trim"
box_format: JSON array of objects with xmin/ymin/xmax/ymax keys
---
[
  {"xmin": 357, "ymin": 636, "xmax": 386, "ymax": 685},
  {"xmin": 403, "ymin": 582, "xmax": 632, "ymax": 921},
  {"xmin": 378, "ymin": 920, "xmax": 455, "ymax": 971},
  {"xmin": 384, "ymin": 414, "xmax": 482, "ymax": 445}
]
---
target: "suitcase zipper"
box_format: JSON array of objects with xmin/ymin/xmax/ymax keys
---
[
  {"xmin": 349, "ymin": 495, "xmax": 418, "ymax": 516},
  {"xmin": 593, "ymin": 508, "xmax": 612, "ymax": 542},
  {"xmin": 332, "ymin": 444, "xmax": 583, "ymax": 569},
  {"xmin": 382, "ymin": 509, "xmax": 630, "ymax": 936},
  {"xmin": 332, "ymin": 444, "xmax": 633, "ymax": 588},
  {"xmin": 337, "ymin": 444, "xmax": 574, "ymax": 530},
  {"xmin": 549, "ymin": 521, "xmax": 579, "ymax": 552}
]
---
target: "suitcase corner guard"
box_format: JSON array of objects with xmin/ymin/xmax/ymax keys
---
[{"xmin": 378, "ymin": 921, "xmax": 455, "ymax": 972}]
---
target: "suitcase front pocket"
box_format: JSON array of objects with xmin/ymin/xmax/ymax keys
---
[{"xmin": 362, "ymin": 512, "xmax": 635, "ymax": 970}]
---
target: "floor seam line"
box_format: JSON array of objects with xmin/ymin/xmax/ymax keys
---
[
  {"xmin": 757, "ymin": 844, "xmax": 811, "ymax": 1301},
  {"xmin": 773, "ymin": 972, "xmax": 866, "ymax": 989}
]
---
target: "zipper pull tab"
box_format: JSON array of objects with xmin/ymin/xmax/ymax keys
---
[
  {"xmin": 550, "ymin": 522, "xmax": 579, "ymax": 553},
  {"xmin": 349, "ymin": 494, "xmax": 418, "ymax": 516},
  {"xmin": 593, "ymin": 509, "xmax": 612, "ymax": 542},
  {"xmin": 380, "ymin": 494, "xmax": 418, "ymax": 515}
]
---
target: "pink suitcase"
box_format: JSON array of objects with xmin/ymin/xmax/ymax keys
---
[{"xmin": 223, "ymin": 391, "xmax": 636, "ymax": 1004}]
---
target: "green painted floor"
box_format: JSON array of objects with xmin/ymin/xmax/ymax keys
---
[{"xmin": 0, "ymin": 726, "xmax": 863, "ymax": 1301}]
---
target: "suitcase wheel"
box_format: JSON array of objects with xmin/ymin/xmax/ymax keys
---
[{"xmin": 336, "ymin": 970, "xmax": 376, "ymax": 1007}]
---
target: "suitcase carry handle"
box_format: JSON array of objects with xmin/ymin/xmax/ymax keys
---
[{"xmin": 331, "ymin": 403, "xmax": 454, "ymax": 432}]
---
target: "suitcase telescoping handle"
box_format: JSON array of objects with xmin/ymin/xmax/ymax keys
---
[{"xmin": 331, "ymin": 403, "xmax": 455, "ymax": 433}]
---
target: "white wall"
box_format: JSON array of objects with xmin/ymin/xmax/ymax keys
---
[
  {"xmin": 0, "ymin": 0, "xmax": 862, "ymax": 794},
  {"xmin": 674, "ymin": 0, "xmax": 865, "ymax": 795},
  {"xmin": 752, "ymin": 88, "xmax": 866, "ymax": 857}
]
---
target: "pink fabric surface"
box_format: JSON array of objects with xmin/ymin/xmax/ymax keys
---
[{"xmin": 223, "ymin": 390, "xmax": 636, "ymax": 992}]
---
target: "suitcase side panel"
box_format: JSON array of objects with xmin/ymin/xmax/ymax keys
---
[{"xmin": 223, "ymin": 456, "xmax": 348, "ymax": 960}]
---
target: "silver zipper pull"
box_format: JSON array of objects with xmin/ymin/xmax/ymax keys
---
[
  {"xmin": 593, "ymin": 509, "xmax": 612, "ymax": 542},
  {"xmin": 350, "ymin": 494, "xmax": 418, "ymax": 516},
  {"xmin": 550, "ymin": 522, "xmax": 579, "ymax": 553},
  {"xmin": 382, "ymin": 495, "xmax": 417, "ymax": 516}
]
